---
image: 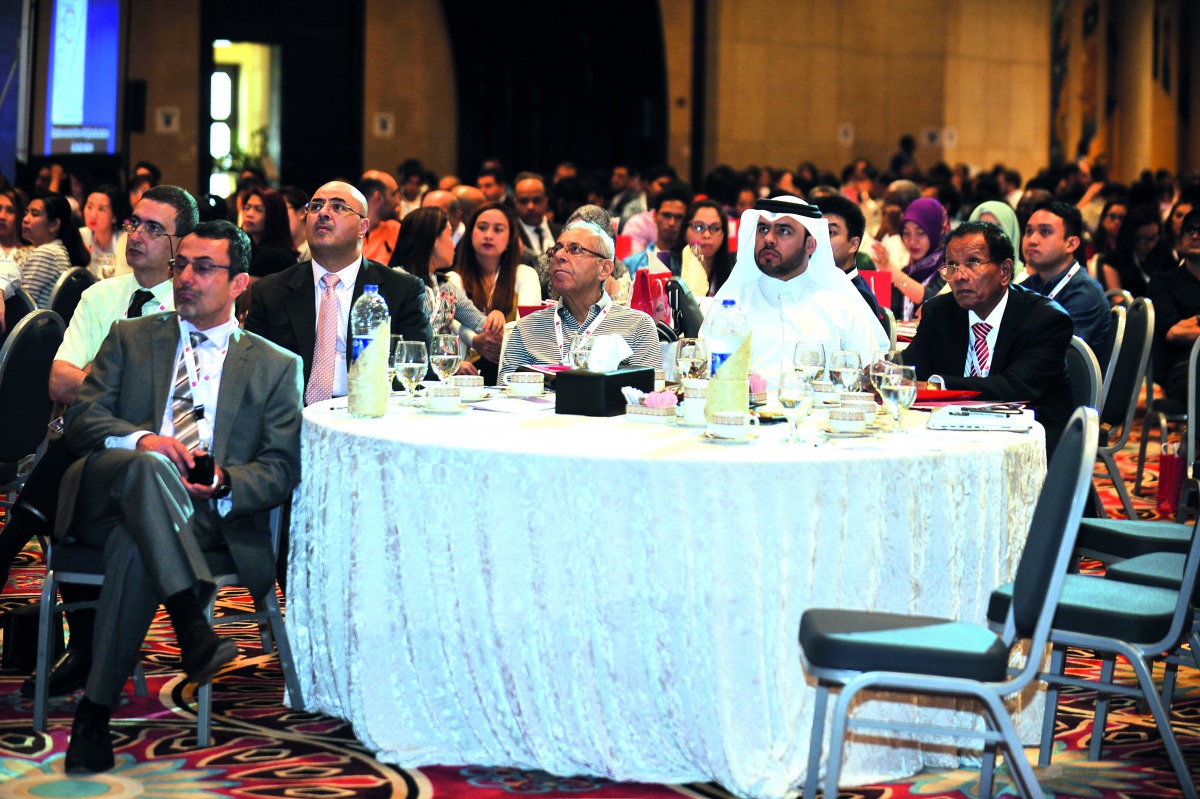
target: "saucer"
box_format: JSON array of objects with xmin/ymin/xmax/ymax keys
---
[
  {"xmin": 503, "ymin": 388, "xmax": 546, "ymax": 398},
  {"xmin": 822, "ymin": 427, "xmax": 872, "ymax": 438},
  {"xmin": 421, "ymin": 404, "xmax": 469, "ymax": 414},
  {"xmin": 701, "ymin": 431, "xmax": 757, "ymax": 444},
  {"xmin": 671, "ymin": 417, "xmax": 708, "ymax": 428},
  {"xmin": 460, "ymin": 389, "xmax": 498, "ymax": 403}
]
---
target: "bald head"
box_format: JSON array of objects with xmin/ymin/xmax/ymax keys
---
[
  {"xmin": 452, "ymin": 184, "xmax": 486, "ymax": 220},
  {"xmin": 360, "ymin": 169, "xmax": 399, "ymax": 224},
  {"xmin": 422, "ymin": 189, "xmax": 462, "ymax": 228},
  {"xmin": 306, "ymin": 181, "xmax": 370, "ymax": 271}
]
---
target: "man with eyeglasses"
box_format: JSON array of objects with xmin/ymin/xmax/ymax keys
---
[
  {"xmin": 58, "ymin": 220, "xmax": 302, "ymax": 773},
  {"xmin": 903, "ymin": 220, "xmax": 1073, "ymax": 453},
  {"xmin": 0, "ymin": 186, "xmax": 199, "ymax": 701},
  {"xmin": 498, "ymin": 221, "xmax": 659, "ymax": 380},
  {"xmin": 245, "ymin": 180, "xmax": 431, "ymax": 404},
  {"xmin": 1147, "ymin": 209, "xmax": 1200, "ymax": 401},
  {"xmin": 621, "ymin": 182, "xmax": 693, "ymax": 277},
  {"xmin": 1021, "ymin": 201, "xmax": 1110, "ymax": 354}
]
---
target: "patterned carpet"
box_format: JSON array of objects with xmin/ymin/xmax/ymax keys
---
[{"xmin": 0, "ymin": 411, "xmax": 1197, "ymax": 799}]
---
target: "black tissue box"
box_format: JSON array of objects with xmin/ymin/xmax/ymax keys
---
[{"xmin": 554, "ymin": 367, "xmax": 655, "ymax": 417}]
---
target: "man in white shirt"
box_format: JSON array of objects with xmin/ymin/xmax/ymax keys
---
[
  {"xmin": 60, "ymin": 220, "xmax": 302, "ymax": 773},
  {"xmin": 703, "ymin": 196, "xmax": 889, "ymax": 388}
]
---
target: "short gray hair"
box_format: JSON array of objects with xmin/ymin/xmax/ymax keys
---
[{"xmin": 564, "ymin": 219, "xmax": 614, "ymax": 260}]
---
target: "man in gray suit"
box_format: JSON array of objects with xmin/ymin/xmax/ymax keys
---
[{"xmin": 59, "ymin": 220, "xmax": 303, "ymax": 773}]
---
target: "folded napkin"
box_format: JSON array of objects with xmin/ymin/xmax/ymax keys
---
[
  {"xmin": 682, "ymin": 243, "xmax": 710, "ymax": 298},
  {"xmin": 705, "ymin": 334, "xmax": 751, "ymax": 422},
  {"xmin": 589, "ymin": 334, "xmax": 633, "ymax": 372}
]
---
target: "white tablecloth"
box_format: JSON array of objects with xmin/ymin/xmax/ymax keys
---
[{"xmin": 288, "ymin": 399, "xmax": 1047, "ymax": 799}]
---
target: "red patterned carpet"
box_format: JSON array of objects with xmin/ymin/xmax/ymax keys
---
[{"xmin": 0, "ymin": 411, "xmax": 1197, "ymax": 798}]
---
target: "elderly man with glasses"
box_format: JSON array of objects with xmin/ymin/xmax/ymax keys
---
[
  {"xmin": 498, "ymin": 221, "xmax": 660, "ymax": 380},
  {"xmin": 903, "ymin": 220, "xmax": 1074, "ymax": 454},
  {"xmin": 1147, "ymin": 208, "xmax": 1200, "ymax": 402},
  {"xmin": 245, "ymin": 180, "xmax": 431, "ymax": 405}
]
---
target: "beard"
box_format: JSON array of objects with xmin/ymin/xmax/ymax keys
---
[{"xmin": 755, "ymin": 244, "xmax": 809, "ymax": 279}]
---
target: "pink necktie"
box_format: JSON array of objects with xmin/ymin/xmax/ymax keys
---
[
  {"xmin": 970, "ymin": 322, "xmax": 992, "ymax": 377},
  {"xmin": 305, "ymin": 274, "xmax": 341, "ymax": 405}
]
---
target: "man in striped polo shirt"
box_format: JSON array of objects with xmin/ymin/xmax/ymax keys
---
[{"xmin": 499, "ymin": 221, "xmax": 659, "ymax": 379}]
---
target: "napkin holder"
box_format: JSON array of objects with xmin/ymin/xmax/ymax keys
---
[{"xmin": 555, "ymin": 367, "xmax": 655, "ymax": 417}]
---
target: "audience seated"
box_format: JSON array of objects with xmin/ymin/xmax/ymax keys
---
[
  {"xmin": 681, "ymin": 199, "xmax": 733, "ymax": 297},
  {"xmin": 1100, "ymin": 203, "xmax": 1173, "ymax": 295},
  {"xmin": 1146, "ymin": 209, "xmax": 1200, "ymax": 401},
  {"xmin": 358, "ymin": 170, "xmax": 401, "ymax": 264},
  {"xmin": 811, "ymin": 194, "xmax": 884, "ymax": 325},
  {"xmin": 79, "ymin": 185, "xmax": 132, "ymax": 280},
  {"xmin": 21, "ymin": 193, "xmax": 89, "ymax": 307},
  {"xmin": 620, "ymin": 182, "xmax": 693, "ymax": 278},
  {"xmin": 242, "ymin": 186, "xmax": 299, "ymax": 280}
]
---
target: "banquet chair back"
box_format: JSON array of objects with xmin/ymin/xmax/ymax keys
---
[
  {"xmin": 1098, "ymin": 304, "xmax": 1125, "ymax": 393},
  {"xmin": 1065, "ymin": 336, "xmax": 1101, "ymax": 411},
  {"xmin": 799, "ymin": 407, "xmax": 1098, "ymax": 799},
  {"xmin": 0, "ymin": 310, "xmax": 65, "ymax": 504},
  {"xmin": 665, "ymin": 277, "xmax": 702, "ymax": 338},
  {"xmin": 1094, "ymin": 297, "xmax": 1153, "ymax": 518},
  {"xmin": 46, "ymin": 267, "xmax": 95, "ymax": 327},
  {"xmin": 0, "ymin": 287, "xmax": 37, "ymax": 350},
  {"xmin": 882, "ymin": 306, "xmax": 897, "ymax": 350},
  {"xmin": 1175, "ymin": 337, "xmax": 1200, "ymax": 517},
  {"xmin": 1106, "ymin": 288, "xmax": 1133, "ymax": 309}
]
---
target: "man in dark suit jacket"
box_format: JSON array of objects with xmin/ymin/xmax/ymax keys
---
[
  {"xmin": 59, "ymin": 221, "xmax": 303, "ymax": 773},
  {"xmin": 514, "ymin": 173, "xmax": 563, "ymax": 258},
  {"xmin": 903, "ymin": 220, "xmax": 1074, "ymax": 453},
  {"xmin": 244, "ymin": 180, "xmax": 431, "ymax": 402}
]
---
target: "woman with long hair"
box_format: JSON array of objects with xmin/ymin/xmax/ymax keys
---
[
  {"xmin": 241, "ymin": 186, "xmax": 298, "ymax": 279},
  {"xmin": 454, "ymin": 201, "xmax": 541, "ymax": 383},
  {"xmin": 1101, "ymin": 203, "xmax": 1173, "ymax": 295},
  {"xmin": 0, "ymin": 186, "xmax": 30, "ymax": 268},
  {"xmin": 682, "ymin": 199, "xmax": 733, "ymax": 296},
  {"xmin": 392, "ymin": 207, "xmax": 504, "ymax": 374},
  {"xmin": 79, "ymin": 184, "xmax": 132, "ymax": 279},
  {"xmin": 21, "ymin": 192, "xmax": 88, "ymax": 307}
]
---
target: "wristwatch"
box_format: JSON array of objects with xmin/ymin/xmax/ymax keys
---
[{"xmin": 211, "ymin": 470, "xmax": 232, "ymax": 500}]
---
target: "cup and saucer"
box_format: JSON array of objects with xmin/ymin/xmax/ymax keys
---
[{"xmin": 701, "ymin": 411, "xmax": 759, "ymax": 444}]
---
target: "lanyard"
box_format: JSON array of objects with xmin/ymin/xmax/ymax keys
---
[
  {"xmin": 554, "ymin": 295, "xmax": 612, "ymax": 365},
  {"xmin": 1045, "ymin": 263, "xmax": 1080, "ymax": 301}
]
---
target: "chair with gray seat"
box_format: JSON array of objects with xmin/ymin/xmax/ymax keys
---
[
  {"xmin": 46, "ymin": 267, "xmax": 96, "ymax": 328},
  {"xmin": 798, "ymin": 406, "xmax": 1098, "ymax": 799},
  {"xmin": 986, "ymin": 512, "xmax": 1200, "ymax": 798},
  {"xmin": 0, "ymin": 310, "xmax": 66, "ymax": 510},
  {"xmin": 35, "ymin": 506, "xmax": 303, "ymax": 745}
]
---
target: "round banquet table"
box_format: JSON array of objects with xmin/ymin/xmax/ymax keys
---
[{"xmin": 287, "ymin": 398, "xmax": 1048, "ymax": 799}]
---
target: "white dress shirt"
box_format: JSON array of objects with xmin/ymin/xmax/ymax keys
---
[{"xmin": 964, "ymin": 289, "xmax": 1009, "ymax": 377}]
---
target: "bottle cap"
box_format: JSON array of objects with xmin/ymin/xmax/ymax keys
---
[
  {"xmin": 722, "ymin": 299, "xmax": 735, "ymax": 307},
  {"xmin": 364, "ymin": 284, "xmax": 379, "ymax": 292}
]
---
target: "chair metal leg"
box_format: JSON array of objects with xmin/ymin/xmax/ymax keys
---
[
  {"xmin": 804, "ymin": 684, "xmax": 829, "ymax": 798},
  {"xmin": 823, "ymin": 682, "xmax": 862, "ymax": 799},
  {"xmin": 1134, "ymin": 414, "xmax": 1156, "ymax": 496},
  {"xmin": 263, "ymin": 589, "xmax": 303, "ymax": 709},
  {"xmin": 1038, "ymin": 645, "xmax": 1066, "ymax": 767},
  {"xmin": 1161, "ymin": 660, "xmax": 1179, "ymax": 710},
  {"xmin": 33, "ymin": 572, "xmax": 58, "ymax": 733},
  {"xmin": 1089, "ymin": 655, "xmax": 1116, "ymax": 760},
  {"xmin": 1099, "ymin": 450, "xmax": 1138, "ymax": 519},
  {"xmin": 1127, "ymin": 651, "xmax": 1198, "ymax": 799},
  {"xmin": 978, "ymin": 742, "xmax": 996, "ymax": 799},
  {"xmin": 977, "ymin": 690, "xmax": 1044, "ymax": 799}
]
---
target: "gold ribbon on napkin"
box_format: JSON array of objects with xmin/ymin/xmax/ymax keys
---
[
  {"xmin": 682, "ymin": 244, "xmax": 710, "ymax": 298},
  {"xmin": 705, "ymin": 334, "xmax": 751, "ymax": 422}
]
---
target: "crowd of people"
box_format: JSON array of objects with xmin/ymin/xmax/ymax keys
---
[{"xmin": 1, "ymin": 145, "xmax": 1199, "ymax": 773}]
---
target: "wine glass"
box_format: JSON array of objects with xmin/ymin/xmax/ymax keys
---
[
  {"xmin": 878, "ymin": 364, "xmax": 917, "ymax": 432},
  {"xmin": 430, "ymin": 334, "xmax": 463, "ymax": 381},
  {"xmin": 777, "ymin": 371, "xmax": 813, "ymax": 443},
  {"xmin": 393, "ymin": 341, "xmax": 428, "ymax": 405},
  {"xmin": 569, "ymin": 335, "xmax": 594, "ymax": 369},
  {"xmin": 675, "ymin": 338, "xmax": 709, "ymax": 381},
  {"xmin": 793, "ymin": 340, "xmax": 826, "ymax": 382},
  {"xmin": 869, "ymin": 350, "xmax": 902, "ymax": 392},
  {"xmin": 829, "ymin": 350, "xmax": 863, "ymax": 393},
  {"xmin": 387, "ymin": 335, "xmax": 405, "ymax": 393}
]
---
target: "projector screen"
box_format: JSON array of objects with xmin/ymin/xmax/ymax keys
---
[{"xmin": 43, "ymin": 0, "xmax": 120, "ymax": 155}]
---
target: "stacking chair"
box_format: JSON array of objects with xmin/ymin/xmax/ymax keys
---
[
  {"xmin": 46, "ymin": 267, "xmax": 95, "ymax": 327},
  {"xmin": 1065, "ymin": 336, "xmax": 1101, "ymax": 411},
  {"xmin": 1097, "ymin": 304, "xmax": 1125, "ymax": 398},
  {"xmin": 1106, "ymin": 288, "xmax": 1133, "ymax": 308},
  {"xmin": 0, "ymin": 286, "xmax": 37, "ymax": 350},
  {"xmin": 0, "ymin": 310, "xmax": 66, "ymax": 508},
  {"xmin": 1091, "ymin": 297, "xmax": 1154, "ymax": 518},
  {"xmin": 1135, "ymin": 336, "xmax": 1199, "ymax": 504},
  {"xmin": 35, "ymin": 506, "xmax": 303, "ymax": 746},
  {"xmin": 798, "ymin": 407, "xmax": 1098, "ymax": 799},
  {"xmin": 882, "ymin": 306, "xmax": 897, "ymax": 350},
  {"xmin": 987, "ymin": 514, "xmax": 1200, "ymax": 797}
]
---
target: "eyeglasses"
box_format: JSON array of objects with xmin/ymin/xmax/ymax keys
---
[
  {"xmin": 122, "ymin": 219, "xmax": 178, "ymax": 240},
  {"xmin": 305, "ymin": 198, "xmax": 366, "ymax": 219},
  {"xmin": 689, "ymin": 222, "xmax": 724, "ymax": 235},
  {"xmin": 938, "ymin": 259, "xmax": 999, "ymax": 279},
  {"xmin": 169, "ymin": 257, "xmax": 233, "ymax": 278},
  {"xmin": 1183, "ymin": 225, "xmax": 1200, "ymax": 238},
  {"xmin": 546, "ymin": 242, "xmax": 608, "ymax": 260}
]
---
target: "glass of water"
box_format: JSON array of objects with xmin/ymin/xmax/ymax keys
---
[
  {"xmin": 393, "ymin": 341, "xmax": 428, "ymax": 405},
  {"xmin": 793, "ymin": 340, "xmax": 825, "ymax": 383},
  {"xmin": 777, "ymin": 371, "xmax": 813, "ymax": 443},
  {"xmin": 430, "ymin": 334, "xmax": 464, "ymax": 381},
  {"xmin": 675, "ymin": 338, "xmax": 709, "ymax": 381},
  {"xmin": 878, "ymin": 364, "xmax": 917, "ymax": 432},
  {"xmin": 829, "ymin": 350, "xmax": 863, "ymax": 393}
]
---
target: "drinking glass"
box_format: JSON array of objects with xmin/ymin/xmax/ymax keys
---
[
  {"xmin": 829, "ymin": 350, "xmax": 863, "ymax": 392},
  {"xmin": 793, "ymin": 340, "xmax": 826, "ymax": 382},
  {"xmin": 777, "ymin": 371, "xmax": 813, "ymax": 443},
  {"xmin": 569, "ymin": 335, "xmax": 594, "ymax": 369},
  {"xmin": 430, "ymin": 334, "xmax": 464, "ymax": 381},
  {"xmin": 393, "ymin": 341, "xmax": 428, "ymax": 405},
  {"xmin": 878, "ymin": 364, "xmax": 917, "ymax": 432},
  {"xmin": 869, "ymin": 350, "xmax": 903, "ymax": 392},
  {"xmin": 387, "ymin": 335, "xmax": 405, "ymax": 393},
  {"xmin": 675, "ymin": 338, "xmax": 709, "ymax": 381}
]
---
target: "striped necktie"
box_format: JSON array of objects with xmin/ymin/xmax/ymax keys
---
[
  {"xmin": 172, "ymin": 332, "xmax": 207, "ymax": 451},
  {"xmin": 969, "ymin": 322, "xmax": 992, "ymax": 377}
]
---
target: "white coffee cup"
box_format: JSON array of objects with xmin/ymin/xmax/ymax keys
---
[
  {"xmin": 427, "ymin": 385, "xmax": 462, "ymax": 411},
  {"xmin": 449, "ymin": 375, "xmax": 486, "ymax": 401},
  {"xmin": 503, "ymin": 372, "xmax": 545, "ymax": 396},
  {"xmin": 707, "ymin": 411, "xmax": 759, "ymax": 441},
  {"xmin": 682, "ymin": 395, "xmax": 707, "ymax": 426}
]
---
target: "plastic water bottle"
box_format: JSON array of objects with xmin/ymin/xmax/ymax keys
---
[
  {"xmin": 707, "ymin": 298, "xmax": 748, "ymax": 375},
  {"xmin": 348, "ymin": 285, "xmax": 390, "ymax": 418}
]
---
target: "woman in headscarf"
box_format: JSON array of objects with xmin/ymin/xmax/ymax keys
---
[
  {"xmin": 884, "ymin": 197, "xmax": 947, "ymax": 321},
  {"xmin": 969, "ymin": 200, "xmax": 1026, "ymax": 278}
]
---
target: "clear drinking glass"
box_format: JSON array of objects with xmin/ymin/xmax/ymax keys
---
[
  {"xmin": 675, "ymin": 338, "xmax": 709, "ymax": 381},
  {"xmin": 793, "ymin": 340, "xmax": 826, "ymax": 382},
  {"xmin": 393, "ymin": 341, "xmax": 428, "ymax": 405},
  {"xmin": 569, "ymin": 335, "xmax": 594, "ymax": 370},
  {"xmin": 869, "ymin": 350, "xmax": 903, "ymax": 392},
  {"xmin": 387, "ymin": 335, "xmax": 405, "ymax": 393},
  {"xmin": 878, "ymin": 364, "xmax": 917, "ymax": 432},
  {"xmin": 829, "ymin": 350, "xmax": 863, "ymax": 392},
  {"xmin": 777, "ymin": 371, "xmax": 813, "ymax": 443},
  {"xmin": 430, "ymin": 334, "xmax": 464, "ymax": 381}
]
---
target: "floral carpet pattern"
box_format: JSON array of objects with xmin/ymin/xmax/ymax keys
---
[{"xmin": 0, "ymin": 408, "xmax": 1197, "ymax": 798}]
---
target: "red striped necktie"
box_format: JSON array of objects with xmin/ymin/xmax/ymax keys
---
[{"xmin": 970, "ymin": 322, "xmax": 992, "ymax": 376}]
